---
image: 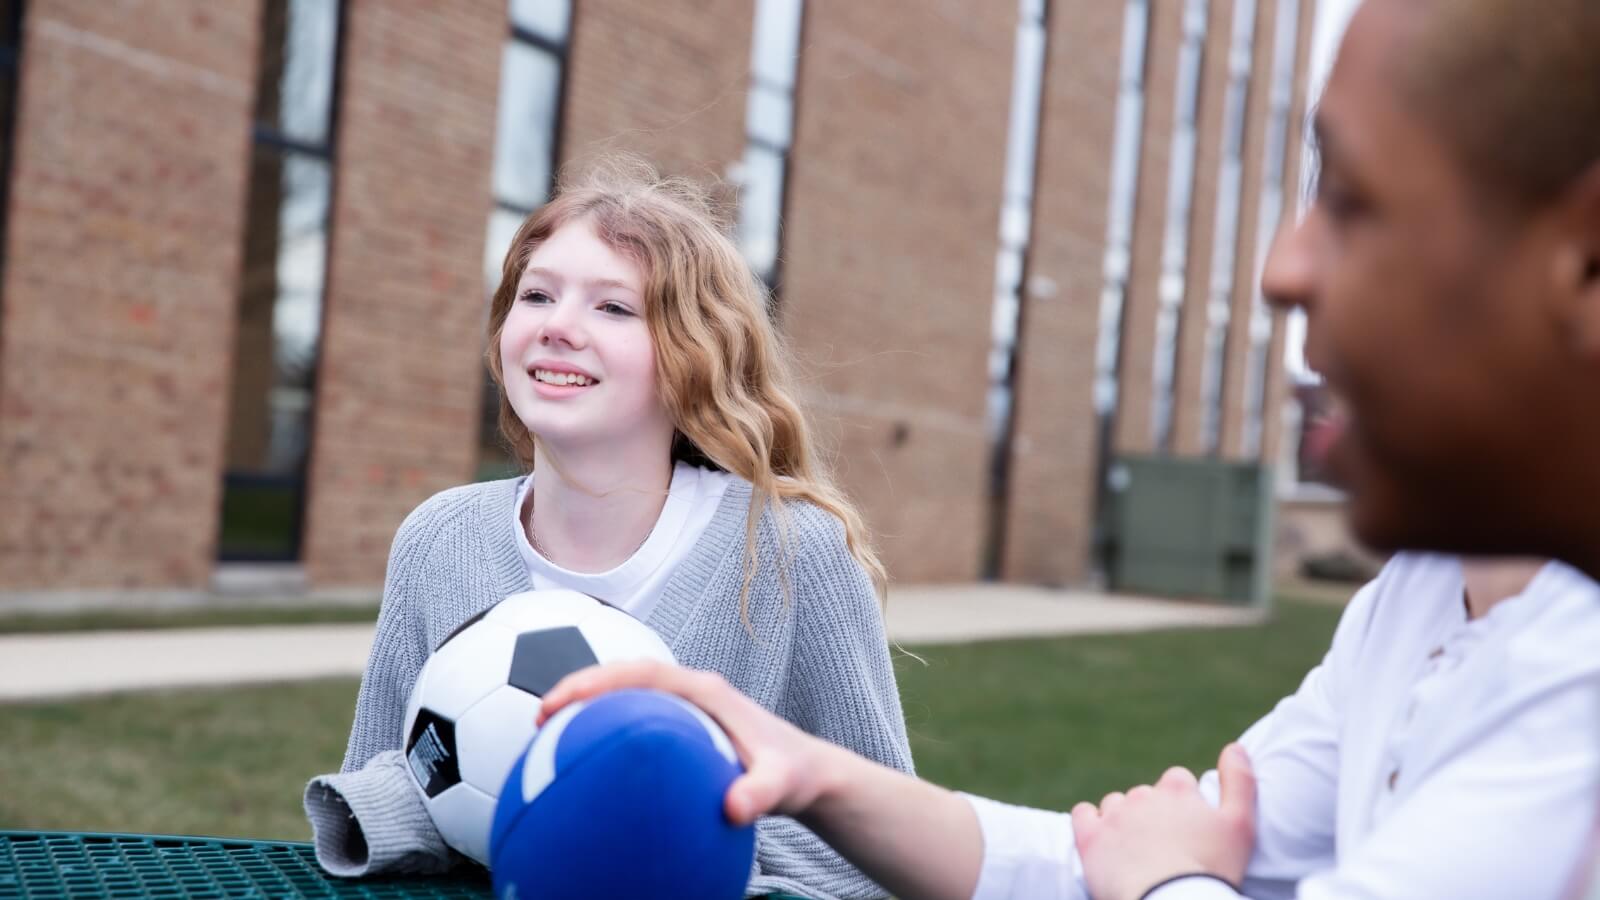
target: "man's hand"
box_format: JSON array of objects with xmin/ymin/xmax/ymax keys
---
[
  {"xmin": 538, "ymin": 661, "xmax": 832, "ymax": 825},
  {"xmin": 1073, "ymin": 743, "xmax": 1257, "ymax": 900}
]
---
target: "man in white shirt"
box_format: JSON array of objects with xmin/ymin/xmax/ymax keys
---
[
  {"xmin": 538, "ymin": 0, "xmax": 1600, "ymax": 896},
  {"xmin": 1054, "ymin": 555, "xmax": 1600, "ymax": 900},
  {"xmin": 542, "ymin": 554, "xmax": 1600, "ymax": 900}
]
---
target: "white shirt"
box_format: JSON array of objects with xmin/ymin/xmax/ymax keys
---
[
  {"xmin": 967, "ymin": 554, "xmax": 1600, "ymax": 900},
  {"xmin": 511, "ymin": 461, "xmax": 736, "ymax": 622}
]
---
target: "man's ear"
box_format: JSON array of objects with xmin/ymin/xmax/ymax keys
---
[
  {"xmin": 1575, "ymin": 261, "xmax": 1600, "ymax": 364},
  {"xmin": 1555, "ymin": 162, "xmax": 1600, "ymax": 362}
]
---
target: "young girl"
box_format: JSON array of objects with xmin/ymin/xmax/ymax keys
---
[{"xmin": 304, "ymin": 159, "xmax": 914, "ymax": 900}]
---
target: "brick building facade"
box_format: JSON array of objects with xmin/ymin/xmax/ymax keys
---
[{"xmin": 0, "ymin": 0, "xmax": 1315, "ymax": 601}]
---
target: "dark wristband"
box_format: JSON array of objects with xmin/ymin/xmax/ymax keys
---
[{"xmin": 1139, "ymin": 872, "xmax": 1240, "ymax": 899}]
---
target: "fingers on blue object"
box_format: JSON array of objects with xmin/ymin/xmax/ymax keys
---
[{"xmin": 490, "ymin": 688, "xmax": 755, "ymax": 900}]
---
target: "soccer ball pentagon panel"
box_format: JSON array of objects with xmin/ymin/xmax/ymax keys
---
[{"xmin": 401, "ymin": 589, "xmax": 676, "ymax": 865}]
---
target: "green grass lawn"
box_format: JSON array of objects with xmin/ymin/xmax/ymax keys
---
[
  {"xmin": 0, "ymin": 604, "xmax": 381, "ymax": 635},
  {"xmin": 0, "ymin": 599, "xmax": 1341, "ymax": 842}
]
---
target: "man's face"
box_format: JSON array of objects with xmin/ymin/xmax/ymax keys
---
[{"xmin": 1263, "ymin": 0, "xmax": 1587, "ymax": 558}]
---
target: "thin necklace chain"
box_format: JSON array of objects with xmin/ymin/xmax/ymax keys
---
[{"xmin": 528, "ymin": 493, "xmax": 652, "ymax": 564}]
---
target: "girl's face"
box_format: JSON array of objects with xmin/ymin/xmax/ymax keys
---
[{"xmin": 499, "ymin": 218, "xmax": 673, "ymax": 456}]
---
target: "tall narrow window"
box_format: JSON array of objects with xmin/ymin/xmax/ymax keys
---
[
  {"xmin": 1149, "ymin": 0, "xmax": 1208, "ymax": 451},
  {"xmin": 0, "ymin": 0, "xmax": 23, "ymax": 328},
  {"xmin": 1093, "ymin": 0, "xmax": 1153, "ymax": 425},
  {"xmin": 219, "ymin": 0, "xmax": 342, "ymax": 561},
  {"xmin": 736, "ymin": 0, "xmax": 803, "ymax": 289},
  {"xmin": 478, "ymin": 0, "xmax": 571, "ymax": 479},
  {"xmin": 1241, "ymin": 0, "xmax": 1302, "ymax": 457},
  {"xmin": 983, "ymin": 0, "xmax": 1050, "ymax": 577},
  {"xmin": 1197, "ymin": 0, "xmax": 1257, "ymax": 454},
  {"xmin": 1087, "ymin": 0, "xmax": 1153, "ymax": 575}
]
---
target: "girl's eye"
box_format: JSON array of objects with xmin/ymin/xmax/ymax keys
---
[
  {"xmin": 519, "ymin": 289, "xmax": 553, "ymax": 304},
  {"xmin": 1315, "ymin": 175, "xmax": 1366, "ymax": 224},
  {"xmin": 599, "ymin": 301, "xmax": 634, "ymax": 317}
]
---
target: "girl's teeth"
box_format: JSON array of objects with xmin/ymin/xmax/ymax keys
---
[{"xmin": 535, "ymin": 370, "xmax": 591, "ymax": 386}]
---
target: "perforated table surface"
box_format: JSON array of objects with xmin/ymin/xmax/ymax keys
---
[
  {"xmin": 0, "ymin": 832, "xmax": 805, "ymax": 899},
  {"xmin": 0, "ymin": 832, "xmax": 491, "ymax": 899}
]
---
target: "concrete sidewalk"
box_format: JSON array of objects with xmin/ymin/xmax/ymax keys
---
[{"xmin": 0, "ymin": 585, "xmax": 1264, "ymax": 701}]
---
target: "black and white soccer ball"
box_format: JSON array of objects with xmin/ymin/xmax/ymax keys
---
[{"xmin": 401, "ymin": 589, "xmax": 676, "ymax": 866}]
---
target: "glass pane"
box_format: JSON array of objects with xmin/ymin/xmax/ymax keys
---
[
  {"xmin": 1150, "ymin": 0, "xmax": 1207, "ymax": 450},
  {"xmin": 1096, "ymin": 0, "xmax": 1150, "ymax": 422},
  {"xmin": 999, "ymin": 200, "xmax": 1030, "ymax": 248},
  {"xmin": 1210, "ymin": 159, "xmax": 1242, "ymax": 289},
  {"xmin": 1199, "ymin": 289, "xmax": 1231, "ymax": 453},
  {"xmin": 510, "ymin": 0, "xmax": 571, "ymax": 44},
  {"xmin": 484, "ymin": 207, "xmax": 527, "ymax": 295},
  {"xmin": 221, "ymin": 149, "xmax": 331, "ymax": 560},
  {"xmin": 737, "ymin": 145, "xmax": 786, "ymax": 282},
  {"xmin": 1094, "ymin": 283, "xmax": 1127, "ymax": 415},
  {"xmin": 255, "ymin": 0, "xmax": 339, "ymax": 146},
  {"xmin": 1106, "ymin": 95, "xmax": 1144, "ymax": 248},
  {"xmin": 1118, "ymin": 0, "xmax": 1150, "ymax": 86},
  {"xmin": 1002, "ymin": 19, "xmax": 1045, "ymax": 203},
  {"xmin": 745, "ymin": 82, "xmax": 793, "ymax": 149},
  {"xmin": 0, "ymin": 64, "xmax": 9, "ymax": 355},
  {"xmin": 993, "ymin": 245, "xmax": 1022, "ymax": 296},
  {"xmin": 493, "ymin": 40, "xmax": 562, "ymax": 210},
  {"xmin": 271, "ymin": 154, "xmax": 330, "ymax": 412},
  {"xmin": 1150, "ymin": 271, "xmax": 1185, "ymax": 448},
  {"xmin": 218, "ymin": 475, "xmax": 304, "ymax": 561},
  {"xmin": 0, "ymin": 0, "xmax": 18, "ymax": 49},
  {"xmin": 750, "ymin": 0, "xmax": 803, "ymax": 89},
  {"xmin": 478, "ymin": 367, "xmax": 520, "ymax": 481}
]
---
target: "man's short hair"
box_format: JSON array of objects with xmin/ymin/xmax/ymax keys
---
[{"xmin": 1396, "ymin": 0, "xmax": 1600, "ymax": 210}]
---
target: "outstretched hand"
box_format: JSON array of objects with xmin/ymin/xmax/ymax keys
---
[
  {"xmin": 1073, "ymin": 743, "xmax": 1258, "ymax": 900},
  {"xmin": 538, "ymin": 661, "xmax": 831, "ymax": 825}
]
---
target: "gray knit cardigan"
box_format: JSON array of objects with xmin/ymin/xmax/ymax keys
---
[{"xmin": 303, "ymin": 476, "xmax": 913, "ymax": 899}]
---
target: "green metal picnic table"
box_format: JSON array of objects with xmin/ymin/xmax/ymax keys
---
[{"xmin": 0, "ymin": 832, "xmax": 806, "ymax": 899}]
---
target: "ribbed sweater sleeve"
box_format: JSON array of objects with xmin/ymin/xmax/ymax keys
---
[
  {"xmin": 747, "ymin": 503, "xmax": 913, "ymax": 900},
  {"xmin": 302, "ymin": 491, "xmax": 463, "ymax": 876}
]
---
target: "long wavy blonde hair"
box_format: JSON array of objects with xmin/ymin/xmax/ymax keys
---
[{"xmin": 485, "ymin": 158, "xmax": 887, "ymax": 616}]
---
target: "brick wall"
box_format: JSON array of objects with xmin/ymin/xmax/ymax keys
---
[
  {"xmin": 298, "ymin": 1, "xmax": 504, "ymax": 587},
  {"xmin": 0, "ymin": 0, "xmax": 1317, "ymax": 596},
  {"xmin": 559, "ymin": 0, "xmax": 750, "ymax": 189},
  {"xmin": 997, "ymin": 0, "xmax": 1125, "ymax": 585},
  {"xmin": 780, "ymin": 0, "xmax": 1014, "ymax": 582},
  {"xmin": 0, "ymin": 0, "xmax": 259, "ymax": 591}
]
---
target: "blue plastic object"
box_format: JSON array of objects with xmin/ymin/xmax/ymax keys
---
[{"xmin": 489, "ymin": 689, "xmax": 756, "ymax": 900}]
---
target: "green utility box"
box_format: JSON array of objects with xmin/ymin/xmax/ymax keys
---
[{"xmin": 1099, "ymin": 455, "xmax": 1275, "ymax": 608}]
